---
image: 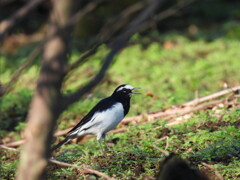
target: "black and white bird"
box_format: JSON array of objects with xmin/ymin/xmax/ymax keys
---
[{"xmin": 51, "ymin": 84, "xmax": 139, "ymax": 153}]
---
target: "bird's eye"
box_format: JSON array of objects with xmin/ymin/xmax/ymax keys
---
[{"xmin": 123, "ymin": 90, "xmax": 127, "ymax": 93}]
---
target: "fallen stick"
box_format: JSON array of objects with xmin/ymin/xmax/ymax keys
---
[
  {"xmin": 50, "ymin": 159, "xmax": 114, "ymax": 180},
  {"xmin": 2, "ymin": 128, "xmax": 72, "ymax": 147},
  {"xmin": 201, "ymin": 162, "xmax": 224, "ymax": 180},
  {"xmin": 122, "ymin": 86, "xmax": 240, "ymax": 125},
  {"xmin": 2, "ymin": 139, "xmax": 26, "ymax": 147},
  {"xmin": 53, "ymin": 128, "xmax": 72, "ymax": 137},
  {"xmin": 0, "ymin": 145, "xmax": 114, "ymax": 180},
  {"xmin": 122, "ymin": 98, "xmax": 227, "ymax": 125},
  {"xmin": 183, "ymin": 86, "xmax": 240, "ymax": 107},
  {"xmin": 152, "ymin": 136, "xmax": 170, "ymax": 156},
  {"xmin": 0, "ymin": 144, "xmax": 20, "ymax": 152},
  {"xmin": 164, "ymin": 99, "xmax": 226, "ymax": 126}
]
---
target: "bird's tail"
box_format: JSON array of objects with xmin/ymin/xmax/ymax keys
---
[{"xmin": 51, "ymin": 137, "xmax": 71, "ymax": 152}]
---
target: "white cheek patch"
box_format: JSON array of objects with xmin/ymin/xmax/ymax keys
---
[{"xmin": 117, "ymin": 84, "xmax": 134, "ymax": 92}]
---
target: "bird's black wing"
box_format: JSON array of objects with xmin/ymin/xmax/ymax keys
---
[{"xmin": 67, "ymin": 97, "xmax": 115, "ymax": 135}]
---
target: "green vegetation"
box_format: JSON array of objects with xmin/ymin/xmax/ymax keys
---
[{"xmin": 1, "ymin": 26, "xmax": 240, "ymax": 179}]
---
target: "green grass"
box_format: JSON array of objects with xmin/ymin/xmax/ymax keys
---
[
  {"xmin": 47, "ymin": 108, "xmax": 239, "ymax": 179},
  {"xmin": 0, "ymin": 29, "xmax": 240, "ymax": 179}
]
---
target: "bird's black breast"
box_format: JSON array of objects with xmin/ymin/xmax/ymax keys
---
[{"xmin": 120, "ymin": 100, "xmax": 130, "ymax": 115}]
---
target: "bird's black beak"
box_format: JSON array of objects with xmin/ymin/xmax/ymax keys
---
[{"xmin": 131, "ymin": 88, "xmax": 141, "ymax": 95}]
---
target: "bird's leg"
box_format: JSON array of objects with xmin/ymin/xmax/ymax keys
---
[
  {"xmin": 98, "ymin": 140, "xmax": 104, "ymax": 155},
  {"xmin": 102, "ymin": 134, "xmax": 109, "ymax": 150}
]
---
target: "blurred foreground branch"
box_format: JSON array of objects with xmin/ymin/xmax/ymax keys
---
[
  {"xmin": 0, "ymin": 0, "xmax": 45, "ymax": 42},
  {"xmin": 15, "ymin": 0, "xmax": 165, "ymax": 179},
  {"xmin": 1, "ymin": 0, "xmax": 196, "ymax": 96},
  {"xmin": 0, "ymin": 0, "xmax": 101, "ymax": 96},
  {"xmin": 16, "ymin": 0, "xmax": 78, "ymax": 179},
  {"xmin": 61, "ymin": 0, "xmax": 166, "ymax": 110},
  {"xmin": 0, "ymin": 45, "xmax": 42, "ymax": 97}
]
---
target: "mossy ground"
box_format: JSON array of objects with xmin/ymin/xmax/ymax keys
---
[{"xmin": 0, "ymin": 24, "xmax": 240, "ymax": 179}]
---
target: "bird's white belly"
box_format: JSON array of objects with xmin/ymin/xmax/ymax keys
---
[
  {"xmin": 97, "ymin": 102, "xmax": 124, "ymax": 133},
  {"xmin": 79, "ymin": 102, "xmax": 124, "ymax": 136}
]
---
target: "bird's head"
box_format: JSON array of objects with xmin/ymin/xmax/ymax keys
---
[{"xmin": 112, "ymin": 84, "xmax": 140, "ymax": 98}]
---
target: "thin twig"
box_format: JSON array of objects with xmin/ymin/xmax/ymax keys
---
[
  {"xmin": 152, "ymin": 136, "xmax": 170, "ymax": 156},
  {"xmin": 0, "ymin": 0, "xmax": 45, "ymax": 42},
  {"xmin": 2, "ymin": 127, "xmax": 126, "ymax": 148},
  {"xmin": 99, "ymin": 0, "xmax": 152, "ymax": 42},
  {"xmin": 2, "ymin": 128, "xmax": 72, "ymax": 147},
  {"xmin": 0, "ymin": 45, "xmax": 42, "ymax": 97},
  {"xmin": 0, "ymin": 144, "xmax": 20, "ymax": 152},
  {"xmin": 50, "ymin": 159, "xmax": 114, "ymax": 179},
  {"xmin": 2, "ymin": 140, "xmax": 26, "ymax": 148},
  {"xmin": 201, "ymin": 162, "xmax": 224, "ymax": 180},
  {"xmin": 53, "ymin": 128, "xmax": 72, "ymax": 137},
  {"xmin": 138, "ymin": 0, "xmax": 197, "ymax": 32},
  {"xmin": 66, "ymin": 43, "xmax": 100, "ymax": 74}
]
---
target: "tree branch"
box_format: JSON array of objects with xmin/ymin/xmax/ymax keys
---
[
  {"xmin": 65, "ymin": 43, "xmax": 101, "ymax": 74},
  {"xmin": 61, "ymin": 41, "xmax": 126, "ymax": 110},
  {"xmin": 1, "ymin": 1, "xmax": 101, "ymax": 96},
  {"xmin": 98, "ymin": 0, "xmax": 152, "ymax": 42},
  {"xmin": 61, "ymin": 0, "xmax": 166, "ymax": 110},
  {"xmin": 0, "ymin": 45, "xmax": 42, "ymax": 97},
  {"xmin": 137, "ymin": 0, "xmax": 197, "ymax": 32},
  {"xmin": 0, "ymin": 0, "xmax": 45, "ymax": 42},
  {"xmin": 16, "ymin": 0, "xmax": 78, "ymax": 179}
]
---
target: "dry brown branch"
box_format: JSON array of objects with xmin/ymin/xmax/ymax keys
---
[
  {"xmin": 0, "ymin": 145, "xmax": 113, "ymax": 179},
  {"xmin": 50, "ymin": 159, "xmax": 114, "ymax": 179},
  {"xmin": 2, "ymin": 139, "xmax": 26, "ymax": 148},
  {"xmin": 183, "ymin": 86, "xmax": 240, "ymax": 107},
  {"xmin": 109, "ymin": 127, "xmax": 126, "ymax": 134},
  {"xmin": 53, "ymin": 128, "xmax": 72, "ymax": 137},
  {"xmin": 163, "ymin": 99, "xmax": 226, "ymax": 126},
  {"xmin": 1, "ymin": 128, "xmax": 126, "ymax": 148},
  {"xmin": 0, "ymin": 0, "xmax": 45, "ymax": 42},
  {"xmin": 122, "ymin": 86, "xmax": 240, "ymax": 125},
  {"xmin": 152, "ymin": 136, "xmax": 170, "ymax": 156},
  {"xmin": 121, "ymin": 99, "xmax": 225, "ymax": 125},
  {"xmin": 201, "ymin": 162, "xmax": 224, "ymax": 180},
  {"xmin": 0, "ymin": 144, "xmax": 20, "ymax": 152},
  {"xmin": 2, "ymin": 128, "xmax": 72, "ymax": 147}
]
